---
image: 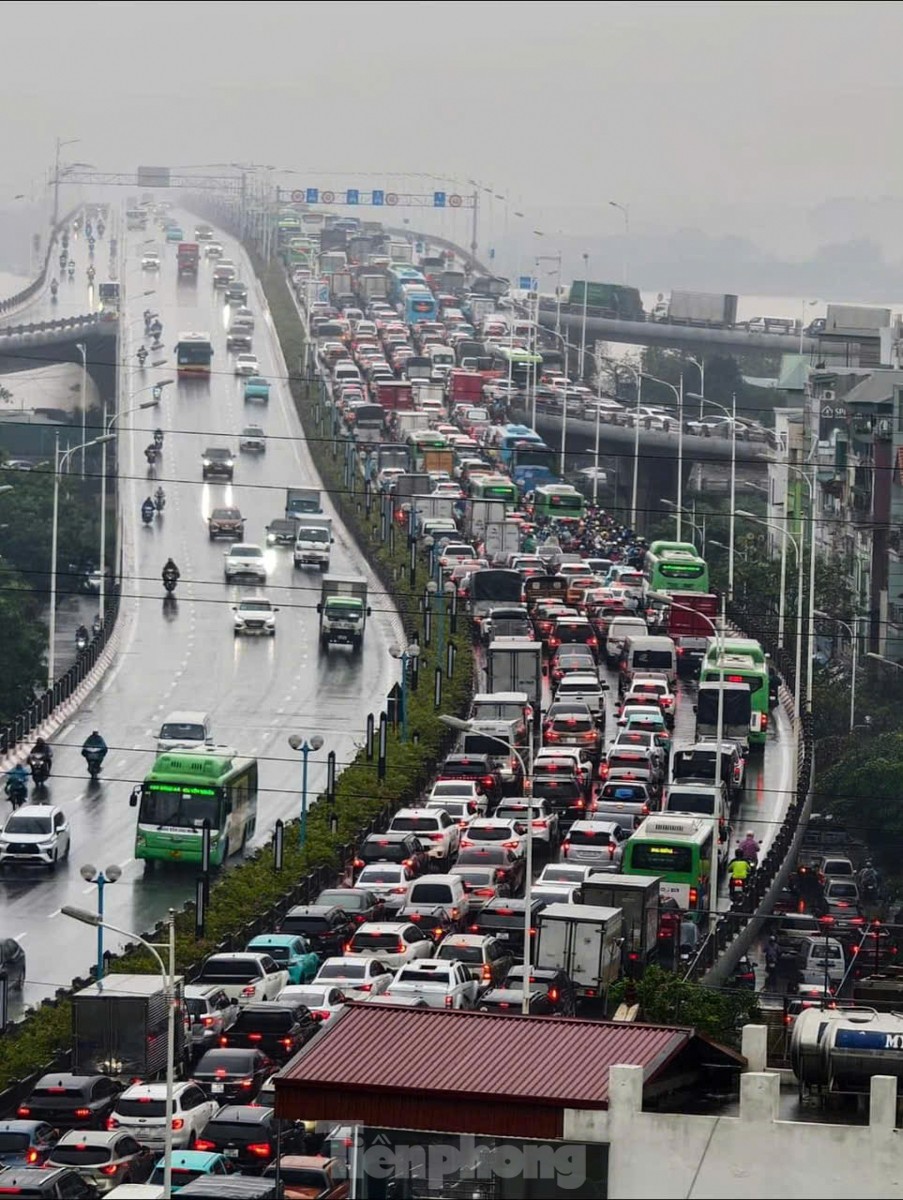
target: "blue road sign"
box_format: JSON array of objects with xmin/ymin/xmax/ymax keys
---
[
  {"xmin": 346, "ymin": 189, "xmax": 360, "ymax": 205},
  {"xmin": 433, "ymin": 191, "xmax": 446, "ymax": 208},
  {"xmin": 518, "ymin": 275, "xmax": 538, "ymax": 290},
  {"xmin": 372, "ymin": 189, "xmax": 384, "ymax": 206},
  {"xmin": 306, "ymin": 188, "xmax": 319, "ymax": 204}
]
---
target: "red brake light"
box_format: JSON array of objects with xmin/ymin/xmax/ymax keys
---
[
  {"xmin": 247, "ymin": 1142, "xmax": 273, "ymax": 1159},
  {"xmin": 240, "ymin": 1078, "xmax": 254, "ymax": 1089},
  {"xmin": 241, "ymin": 985, "xmax": 256, "ymax": 997},
  {"xmin": 194, "ymin": 1139, "xmax": 215, "ymax": 1152},
  {"xmin": 215, "ymin": 1069, "xmax": 228, "ymax": 1077},
  {"xmin": 16, "ymin": 1109, "xmax": 30, "ymax": 1118},
  {"xmin": 201, "ymin": 1015, "xmax": 216, "ymax": 1027},
  {"xmin": 100, "ymin": 1165, "xmax": 120, "ymax": 1177},
  {"xmin": 74, "ymin": 1109, "xmax": 91, "ymax": 1119},
  {"xmin": 172, "ymin": 1118, "xmax": 185, "ymax": 1131}
]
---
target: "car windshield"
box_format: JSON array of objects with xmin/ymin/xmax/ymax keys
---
[
  {"xmin": 319, "ymin": 891, "xmax": 365, "ymax": 909},
  {"xmin": 392, "ymin": 817, "xmax": 438, "ymax": 833},
  {"xmin": 352, "ymin": 931, "xmax": 404, "ymax": 950},
  {"xmin": 469, "ymin": 826, "xmax": 515, "ymax": 842},
  {"xmin": 318, "ymin": 962, "xmax": 365, "ymax": 980},
  {"xmin": 569, "ymin": 828, "xmax": 612, "ymax": 846},
  {"xmin": 198, "ymin": 1051, "xmax": 255, "ymax": 1072},
  {"xmin": 257, "ymin": 945, "xmax": 292, "ymax": 962},
  {"xmin": 431, "ymin": 782, "xmax": 473, "ymax": 796},
  {"xmin": 358, "ymin": 867, "xmax": 403, "ymax": 884},
  {"xmin": 239, "ymin": 602, "xmax": 272, "ymax": 613},
  {"xmin": 828, "ymin": 882, "xmax": 859, "ymax": 898},
  {"xmin": 283, "ymin": 916, "xmax": 329, "ymax": 933},
  {"xmin": 233, "ymin": 1009, "xmax": 292, "ymax": 1032},
  {"xmin": 5, "ymin": 816, "xmax": 51, "ymax": 835},
  {"xmin": 409, "ymin": 884, "xmax": 454, "ymax": 904}
]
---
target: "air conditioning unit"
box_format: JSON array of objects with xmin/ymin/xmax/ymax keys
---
[
  {"xmin": 878, "ymin": 418, "xmax": 893, "ymax": 437},
  {"xmin": 821, "ymin": 389, "xmax": 836, "ymax": 402}
]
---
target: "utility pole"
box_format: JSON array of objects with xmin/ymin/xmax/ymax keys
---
[{"xmin": 470, "ymin": 188, "xmax": 479, "ymax": 265}]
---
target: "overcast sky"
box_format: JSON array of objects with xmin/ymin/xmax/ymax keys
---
[{"xmin": 3, "ymin": 0, "xmax": 902, "ymax": 260}]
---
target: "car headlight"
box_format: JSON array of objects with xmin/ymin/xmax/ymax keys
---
[
  {"xmin": 202, "ymin": 458, "xmax": 211, "ymax": 466},
  {"xmin": 226, "ymin": 460, "xmax": 234, "ymax": 468}
]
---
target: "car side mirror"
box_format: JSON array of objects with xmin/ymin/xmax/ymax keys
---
[{"xmin": 274, "ymin": 607, "xmax": 280, "ymax": 612}]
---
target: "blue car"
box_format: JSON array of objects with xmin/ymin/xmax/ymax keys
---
[
  {"xmin": 0, "ymin": 1120, "xmax": 59, "ymax": 1166},
  {"xmin": 149, "ymin": 1150, "xmax": 233, "ymax": 1192},
  {"xmin": 165, "ymin": 226, "xmax": 184, "ymax": 242},
  {"xmin": 243, "ymin": 376, "xmax": 270, "ymax": 403},
  {"xmin": 246, "ymin": 934, "xmax": 319, "ymax": 985}
]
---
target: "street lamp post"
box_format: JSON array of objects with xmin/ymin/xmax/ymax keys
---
[
  {"xmin": 815, "ymin": 611, "xmax": 858, "ymax": 732},
  {"xmin": 695, "ymin": 395, "xmax": 737, "ymax": 599},
  {"xmin": 76, "ymin": 343, "xmax": 87, "ymax": 479},
  {"xmin": 389, "ymin": 642, "xmax": 421, "ymax": 743},
  {"xmin": 578, "ymin": 253, "xmax": 589, "ymax": 381},
  {"xmin": 287, "ymin": 735, "xmax": 324, "ymax": 848},
  {"xmin": 62, "ymin": 906, "xmax": 177, "ymax": 1198},
  {"xmin": 687, "ymin": 356, "xmax": 705, "ymax": 419},
  {"xmin": 638, "ymin": 373, "xmax": 682, "ymax": 539},
  {"xmin": 440, "ymin": 716, "xmax": 533, "ymax": 1012},
  {"xmin": 783, "ymin": 463, "xmax": 817, "ymax": 715},
  {"xmin": 78, "ymin": 864, "xmax": 122, "ymax": 981},
  {"xmin": 48, "ymin": 431, "xmax": 114, "ymax": 687}
]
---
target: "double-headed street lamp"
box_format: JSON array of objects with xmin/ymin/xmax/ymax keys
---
[
  {"xmin": 62, "ymin": 906, "xmax": 177, "ymax": 1199},
  {"xmin": 389, "ymin": 642, "xmax": 420, "ymax": 744},
  {"xmin": 78, "ymin": 863, "xmax": 122, "ymax": 981},
  {"xmin": 288, "ymin": 735, "xmax": 324, "ymax": 849}
]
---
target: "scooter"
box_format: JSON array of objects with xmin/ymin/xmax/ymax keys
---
[
  {"xmin": 29, "ymin": 755, "xmax": 50, "ymax": 787},
  {"xmin": 136, "ymin": 347, "xmax": 148, "ymax": 367},
  {"xmin": 5, "ymin": 779, "xmax": 27, "ymax": 809},
  {"xmin": 163, "ymin": 572, "xmax": 178, "ymax": 594},
  {"xmin": 145, "ymin": 445, "xmax": 158, "ymax": 467},
  {"xmin": 83, "ymin": 749, "xmax": 105, "ymax": 779},
  {"xmin": 153, "ymin": 488, "xmax": 166, "ymax": 513},
  {"xmin": 153, "ymin": 429, "xmax": 164, "ymax": 450},
  {"xmin": 75, "ymin": 628, "xmax": 88, "ymax": 653},
  {"xmin": 141, "ymin": 504, "xmax": 155, "ymax": 526},
  {"xmin": 67, "ymin": 262, "xmax": 75, "ymax": 279}
]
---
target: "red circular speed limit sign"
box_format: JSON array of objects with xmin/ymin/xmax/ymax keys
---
[
  {"xmin": 321, "ymin": 190, "xmax": 335, "ymax": 204},
  {"xmin": 385, "ymin": 192, "xmax": 398, "ymax": 206},
  {"xmin": 290, "ymin": 189, "xmax": 303, "ymax": 203},
  {"xmin": 448, "ymin": 193, "xmax": 463, "ymax": 208}
]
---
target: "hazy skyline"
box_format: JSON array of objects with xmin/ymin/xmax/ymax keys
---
[{"xmin": 3, "ymin": 1, "xmax": 903, "ymax": 280}]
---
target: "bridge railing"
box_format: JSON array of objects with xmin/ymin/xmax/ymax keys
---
[
  {"xmin": 0, "ymin": 312, "xmax": 102, "ymax": 340},
  {"xmin": 0, "ymin": 207, "xmax": 80, "ymax": 318}
]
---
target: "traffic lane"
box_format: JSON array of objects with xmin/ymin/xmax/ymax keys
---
[{"xmin": 18, "ymin": 228, "xmax": 106, "ymax": 324}]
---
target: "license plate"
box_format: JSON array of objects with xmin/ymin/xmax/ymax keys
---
[
  {"xmin": 224, "ymin": 1149, "xmax": 239, "ymax": 1158},
  {"xmin": 211, "ymin": 1083, "xmax": 224, "ymax": 1094}
]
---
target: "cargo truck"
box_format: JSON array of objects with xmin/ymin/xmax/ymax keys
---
[
  {"xmin": 330, "ymin": 270, "xmax": 355, "ymax": 304},
  {"xmin": 664, "ymin": 591, "xmax": 719, "ymax": 675},
  {"xmin": 465, "ymin": 498, "xmax": 508, "ymax": 542},
  {"xmin": 535, "ymin": 903, "xmax": 625, "ymax": 1000},
  {"xmin": 375, "ymin": 380, "xmax": 415, "ymax": 412},
  {"xmin": 654, "ymin": 291, "xmax": 738, "ymax": 328},
  {"xmin": 293, "ymin": 516, "xmax": 334, "ymax": 571},
  {"xmin": 72, "ymin": 973, "xmax": 188, "ymax": 1079},
  {"xmin": 357, "ymin": 272, "xmax": 388, "ymax": 302},
  {"xmin": 285, "ymin": 487, "xmax": 322, "ymax": 517},
  {"xmin": 486, "ymin": 637, "xmax": 542, "ymax": 707},
  {"xmin": 824, "ymin": 304, "xmax": 891, "ymax": 337},
  {"xmin": 581, "ymin": 873, "xmax": 661, "ymax": 974},
  {"xmin": 412, "ymin": 380, "xmax": 446, "ymax": 409},
  {"xmin": 483, "ymin": 520, "xmax": 521, "ymax": 565},
  {"xmin": 177, "ymin": 242, "xmax": 200, "ymax": 277},
  {"xmin": 566, "ymin": 281, "xmax": 644, "ymax": 322},
  {"xmin": 449, "ymin": 369, "xmax": 486, "ymax": 407},
  {"xmin": 317, "ymin": 576, "xmax": 370, "ymax": 651}
]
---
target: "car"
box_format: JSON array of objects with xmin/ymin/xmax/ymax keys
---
[
  {"xmin": 213, "ymin": 260, "xmax": 237, "ymax": 286},
  {"xmin": 345, "ymin": 921, "xmax": 435, "ymax": 969},
  {"xmin": 477, "ymin": 986, "xmax": 555, "ymax": 1015},
  {"xmin": 194, "ymin": 1105, "xmax": 306, "ymax": 1173},
  {"xmin": 314, "ymin": 887, "xmax": 385, "ymax": 927},
  {"xmin": 313, "ymin": 955, "xmax": 392, "ymax": 1000},
  {"xmin": 0, "ymin": 805, "xmax": 70, "ymax": 870},
  {"xmin": 504, "ymin": 965, "xmax": 578, "ymax": 1016},
  {"xmin": 243, "ymin": 376, "xmax": 270, "ymax": 403},
  {"xmin": 47, "ymin": 1130, "xmax": 154, "ymax": 1193},
  {"xmin": 436, "ymin": 754, "xmax": 503, "ymax": 806},
  {"xmin": 183, "ymin": 985, "xmax": 240, "ymax": 1054},
  {"xmin": 107, "ymin": 1082, "xmax": 219, "ymax": 1151},
  {"xmin": 274, "ymin": 984, "xmax": 347, "ymax": 1024},
  {"xmin": 469, "ymin": 896, "xmax": 546, "ymax": 961},
  {"xmin": 453, "ymin": 845, "xmax": 525, "ymax": 894},
  {"xmin": 192, "ymin": 953, "xmax": 289, "ymax": 1004},
  {"xmin": 353, "ymin": 833, "xmax": 429, "ymax": 878},
  {"xmin": 532, "ymin": 882, "xmax": 581, "ymax": 905},
  {"xmin": 351, "ymin": 864, "xmax": 417, "ymax": 904},
  {"xmin": 547, "ymin": 616, "xmax": 599, "ymax": 657},
  {"xmin": 140, "ymin": 250, "xmax": 160, "ymax": 271},
  {"xmin": 238, "ymin": 426, "xmax": 266, "ymax": 452},
  {"xmin": 553, "ymin": 672, "xmax": 608, "ymax": 722},
  {"xmin": 265, "ymin": 517, "xmax": 296, "ymax": 546},
  {"xmin": 626, "ymin": 405, "xmax": 674, "ymax": 431},
  {"xmin": 201, "ymin": 448, "xmax": 235, "ymax": 481},
  {"xmin": 537, "ymin": 863, "xmax": 595, "ymax": 887},
  {"xmin": 156, "ymin": 710, "xmax": 213, "ymax": 753},
  {"xmin": 218, "ymin": 1001, "xmax": 319, "ymax": 1062},
  {"xmin": 388, "ymin": 808, "xmax": 460, "ymax": 865},
  {"xmin": 530, "ymin": 772, "xmax": 587, "ymax": 815},
  {"xmin": 0, "ymin": 1121, "xmax": 59, "ymax": 1168},
  {"xmin": 147, "ymin": 1150, "xmax": 235, "ymax": 1193},
  {"xmin": 223, "ymin": 544, "xmax": 267, "ymax": 583},
  {"xmin": 560, "ymin": 820, "xmax": 628, "ymax": 870},
  {"xmin": 17, "ymin": 1075, "xmax": 124, "ymax": 1131},
  {"xmin": 192, "ymin": 1048, "xmax": 275, "ymax": 1105},
  {"xmin": 232, "ymin": 598, "xmax": 278, "ymax": 637},
  {"xmin": 820, "ymin": 878, "xmax": 863, "ymax": 932},
  {"xmin": 384, "ymin": 959, "xmax": 480, "ymax": 1009},
  {"xmin": 205, "ymin": 243, "xmax": 224, "ymax": 259},
  {"xmin": 434, "ymin": 933, "xmax": 514, "ymax": 986},
  {"xmin": 262, "ymin": 1157, "xmax": 347, "ymax": 1198},
  {"xmin": 234, "ymin": 350, "xmax": 259, "ymax": 374},
  {"xmin": 245, "ymin": 934, "xmax": 318, "ymax": 983},
  {"xmin": 495, "ymin": 799, "xmax": 559, "ymax": 846},
  {"xmin": 424, "ymin": 797, "xmax": 485, "ymax": 829},
  {"xmin": 165, "ymin": 226, "xmax": 183, "ymax": 242},
  {"xmin": 623, "ymin": 678, "xmax": 676, "ymax": 726},
  {"xmin": 226, "ymin": 328, "xmax": 253, "ymax": 354},
  {"xmin": 448, "ymin": 865, "xmax": 511, "ymax": 912},
  {"xmin": 542, "ymin": 702, "xmax": 603, "ymax": 760},
  {"xmin": 0, "ymin": 1167, "xmax": 98, "ymax": 1197},
  {"xmin": 225, "ymin": 281, "xmax": 249, "ymax": 305},
  {"xmin": 208, "ymin": 507, "xmax": 245, "ymax": 541},
  {"xmin": 278, "ymin": 905, "xmax": 356, "ymax": 958},
  {"xmin": 0, "ymin": 936, "xmax": 26, "ymax": 989},
  {"xmin": 592, "ymin": 797, "xmax": 651, "ymax": 832},
  {"xmin": 459, "ymin": 817, "xmax": 528, "ymax": 857}
]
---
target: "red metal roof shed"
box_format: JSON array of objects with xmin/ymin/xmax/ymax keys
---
[{"xmin": 275, "ymin": 1004, "xmax": 743, "ymax": 1139}]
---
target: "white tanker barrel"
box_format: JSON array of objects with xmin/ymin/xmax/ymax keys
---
[
  {"xmin": 823, "ymin": 1010, "xmax": 903, "ymax": 1090},
  {"xmin": 790, "ymin": 1006, "xmax": 849, "ymax": 1087}
]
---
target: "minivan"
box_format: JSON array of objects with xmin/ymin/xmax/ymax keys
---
[
  {"xmin": 401, "ymin": 875, "xmax": 470, "ymax": 926},
  {"xmin": 796, "ymin": 935, "xmax": 846, "ymax": 986},
  {"xmin": 604, "ymin": 617, "xmax": 648, "ymax": 667},
  {"xmin": 156, "ymin": 711, "xmax": 213, "ymax": 753},
  {"xmin": 460, "ymin": 719, "xmax": 524, "ymax": 793},
  {"xmin": 620, "ymin": 635, "xmax": 677, "ymax": 688}
]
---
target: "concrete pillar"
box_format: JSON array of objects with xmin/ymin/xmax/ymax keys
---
[
  {"xmin": 741, "ymin": 1023, "xmax": 769, "ymax": 1073},
  {"xmin": 869, "ymin": 1075, "xmax": 897, "ymax": 1132},
  {"xmin": 739, "ymin": 1071, "xmax": 779, "ymax": 1123},
  {"xmin": 608, "ymin": 1064, "xmax": 644, "ymax": 1116}
]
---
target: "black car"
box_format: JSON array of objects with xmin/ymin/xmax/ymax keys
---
[
  {"xmin": 0, "ymin": 1167, "xmax": 98, "ymax": 1198},
  {"xmin": 195, "ymin": 1105, "xmax": 307, "ymax": 1172},
  {"xmin": 354, "ymin": 833, "xmax": 429, "ymax": 877},
  {"xmin": 226, "ymin": 328, "xmax": 253, "ymax": 353},
  {"xmin": 219, "ymin": 1002, "xmax": 318, "ymax": 1062},
  {"xmin": 315, "ymin": 887, "xmax": 386, "ymax": 927},
  {"xmin": 477, "ymin": 987, "xmax": 555, "ymax": 1015},
  {"xmin": 469, "ymin": 896, "xmax": 546, "ymax": 960},
  {"xmin": 504, "ymin": 965, "xmax": 577, "ymax": 1015},
  {"xmin": 17, "ymin": 1074, "xmax": 124, "ymax": 1130},
  {"xmin": 530, "ymin": 773, "xmax": 586, "ymax": 812},
  {"xmin": 437, "ymin": 754, "xmax": 503, "ymax": 807},
  {"xmin": 202, "ymin": 447, "xmax": 235, "ymax": 481},
  {"xmin": 0, "ymin": 1121, "xmax": 60, "ymax": 1168},
  {"xmin": 454, "ymin": 846, "xmax": 525, "ymax": 894},
  {"xmin": 277, "ymin": 906, "xmax": 355, "ymax": 959},
  {"xmin": 225, "ymin": 282, "xmax": 249, "ymax": 305},
  {"xmin": 193, "ymin": 1049, "xmax": 274, "ymax": 1104}
]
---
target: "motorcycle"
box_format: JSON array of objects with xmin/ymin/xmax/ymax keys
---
[
  {"xmin": 153, "ymin": 429, "xmax": 164, "ymax": 450},
  {"xmin": 29, "ymin": 755, "xmax": 50, "ymax": 787},
  {"xmin": 67, "ymin": 261, "xmax": 75, "ymax": 279},
  {"xmin": 83, "ymin": 749, "xmax": 105, "ymax": 779},
  {"xmin": 136, "ymin": 346, "xmax": 148, "ymax": 367},
  {"xmin": 50, "ymin": 281, "xmax": 59, "ymax": 301},
  {"xmin": 87, "ymin": 267, "xmax": 95, "ymax": 283},
  {"xmin": 5, "ymin": 778, "xmax": 27, "ymax": 809},
  {"xmin": 145, "ymin": 445, "xmax": 158, "ymax": 467},
  {"xmin": 729, "ymin": 871, "xmax": 752, "ymax": 902},
  {"xmin": 163, "ymin": 571, "xmax": 178, "ymax": 594},
  {"xmin": 141, "ymin": 503, "xmax": 155, "ymax": 526},
  {"xmin": 75, "ymin": 627, "xmax": 89, "ymax": 652},
  {"xmin": 153, "ymin": 488, "xmax": 166, "ymax": 513},
  {"xmin": 92, "ymin": 615, "xmax": 103, "ymax": 637}
]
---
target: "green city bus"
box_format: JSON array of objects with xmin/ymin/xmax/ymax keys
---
[
  {"xmin": 470, "ymin": 474, "xmax": 519, "ymax": 508},
  {"xmin": 645, "ymin": 542, "xmax": 710, "ymax": 594},
  {"xmin": 532, "ymin": 483, "xmax": 585, "ymax": 523},
  {"xmin": 131, "ymin": 751, "xmax": 258, "ymax": 866},
  {"xmin": 621, "ymin": 814, "xmax": 713, "ymax": 913},
  {"xmin": 700, "ymin": 649, "xmax": 770, "ymax": 746}
]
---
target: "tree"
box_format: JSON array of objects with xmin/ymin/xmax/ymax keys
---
[
  {"xmin": 609, "ymin": 966, "xmax": 758, "ymax": 1047},
  {"xmin": 0, "ymin": 566, "xmax": 46, "ymax": 722}
]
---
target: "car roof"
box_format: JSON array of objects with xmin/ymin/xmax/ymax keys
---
[
  {"xmin": 6, "ymin": 805, "xmax": 58, "ymax": 819},
  {"xmin": 56, "ymin": 1129, "xmax": 122, "ymax": 1146},
  {"xmin": 206, "ymin": 1105, "xmax": 272, "ymax": 1125},
  {"xmin": 353, "ymin": 922, "xmax": 415, "ymax": 934}
]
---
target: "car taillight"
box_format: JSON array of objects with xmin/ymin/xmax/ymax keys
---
[
  {"xmin": 100, "ymin": 1165, "xmax": 120, "ymax": 1177},
  {"xmin": 106, "ymin": 1118, "xmax": 119, "ymax": 1130},
  {"xmin": 587, "ymin": 636, "xmax": 597, "ymax": 646},
  {"xmin": 24, "ymin": 1150, "xmax": 39, "ymax": 1165},
  {"xmin": 502, "ymin": 840, "xmax": 519, "ymax": 850},
  {"xmin": 241, "ymin": 985, "xmax": 257, "ymax": 997},
  {"xmin": 354, "ymin": 914, "xmax": 366, "ymax": 924},
  {"xmin": 548, "ymin": 637, "xmax": 560, "ymax": 647},
  {"xmin": 460, "ymin": 837, "xmax": 473, "ymax": 848},
  {"xmin": 532, "ymin": 819, "xmax": 547, "ymax": 829},
  {"xmin": 409, "ymin": 912, "xmax": 422, "ymax": 922},
  {"xmin": 429, "ymin": 833, "xmax": 445, "ymax": 842},
  {"xmin": 248, "ymin": 1142, "xmax": 273, "ymax": 1158},
  {"xmin": 16, "ymin": 1107, "xmax": 29, "ymax": 1117},
  {"xmin": 74, "ymin": 1109, "xmax": 91, "ymax": 1119},
  {"xmin": 469, "ymin": 924, "xmax": 480, "ymax": 933},
  {"xmin": 220, "ymin": 1036, "xmax": 229, "ymax": 1046},
  {"xmin": 689, "ymin": 887, "xmax": 698, "ymax": 906},
  {"xmin": 391, "ymin": 885, "xmax": 407, "ymax": 893},
  {"xmin": 195, "ymin": 1139, "xmax": 216, "ymax": 1152},
  {"xmin": 762, "ymin": 713, "xmax": 768, "ymax": 729},
  {"xmin": 548, "ymin": 987, "xmax": 559, "ymax": 1002},
  {"xmin": 481, "ymin": 964, "xmax": 492, "ymax": 981},
  {"xmin": 358, "ymin": 983, "xmax": 373, "ymax": 992},
  {"xmin": 240, "ymin": 1078, "xmax": 254, "ymax": 1089},
  {"xmin": 282, "ymin": 1037, "xmax": 294, "ymax": 1049},
  {"xmin": 545, "ymin": 730, "xmax": 560, "ymax": 741},
  {"xmin": 561, "ymin": 841, "xmax": 570, "ymax": 855},
  {"xmin": 353, "ymin": 858, "xmax": 365, "ymax": 868},
  {"xmin": 172, "ymin": 1118, "xmax": 185, "ymax": 1131},
  {"xmin": 201, "ymin": 1015, "xmax": 216, "ymax": 1027},
  {"xmin": 474, "ymin": 887, "xmax": 495, "ymax": 896}
]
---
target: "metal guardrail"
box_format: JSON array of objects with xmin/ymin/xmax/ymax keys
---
[
  {"xmin": 0, "ymin": 312, "xmax": 102, "ymax": 340},
  {"xmin": 0, "ymin": 208, "xmax": 80, "ymax": 317}
]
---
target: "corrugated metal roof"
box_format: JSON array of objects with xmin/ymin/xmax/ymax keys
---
[{"xmin": 277, "ymin": 1005, "xmax": 702, "ymax": 1110}]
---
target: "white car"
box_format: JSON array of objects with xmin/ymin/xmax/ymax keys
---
[
  {"xmin": 494, "ymin": 799, "xmax": 559, "ymax": 846},
  {"xmin": 141, "ymin": 250, "xmax": 160, "ymax": 270},
  {"xmin": 239, "ymin": 425, "xmax": 266, "ymax": 452},
  {"xmin": 0, "ymin": 804, "xmax": 70, "ymax": 869},
  {"xmin": 537, "ymin": 863, "xmax": 595, "ymax": 886},
  {"xmin": 424, "ymin": 798, "xmax": 482, "ymax": 828},
  {"xmin": 427, "ymin": 780, "xmax": 488, "ymax": 818},
  {"xmin": 192, "ymin": 952, "xmax": 289, "ymax": 1003},
  {"xmin": 353, "ymin": 863, "xmax": 416, "ymax": 900},
  {"xmin": 459, "ymin": 817, "xmax": 527, "ymax": 856},
  {"xmin": 345, "ymin": 922, "xmax": 435, "ymax": 969},
  {"xmin": 561, "ymin": 820, "xmax": 628, "ymax": 870},
  {"xmin": 232, "ymin": 597, "xmax": 277, "ymax": 636},
  {"xmin": 388, "ymin": 807, "xmax": 460, "ymax": 863},
  {"xmin": 275, "ymin": 984, "xmax": 347, "ymax": 1023},
  {"xmin": 223, "ymin": 543, "xmax": 267, "ymax": 582},
  {"xmin": 626, "ymin": 405, "xmax": 674, "ymax": 431},
  {"xmin": 385, "ymin": 960, "xmax": 480, "ymax": 1010},
  {"xmin": 234, "ymin": 353, "xmax": 260, "ymax": 376},
  {"xmin": 554, "ymin": 671, "xmax": 608, "ymax": 719},
  {"xmin": 313, "ymin": 955, "xmax": 392, "ymax": 1000},
  {"xmin": 204, "ymin": 242, "xmax": 224, "ymax": 259},
  {"xmin": 108, "ymin": 1081, "xmax": 219, "ymax": 1150}
]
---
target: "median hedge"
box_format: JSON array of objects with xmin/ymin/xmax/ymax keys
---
[{"xmin": 0, "ymin": 251, "xmax": 475, "ymax": 1095}]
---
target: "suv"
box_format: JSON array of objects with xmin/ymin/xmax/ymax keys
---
[
  {"xmin": 542, "ymin": 702, "xmax": 603, "ymax": 761},
  {"xmin": 399, "ymin": 875, "xmax": 471, "ymax": 929},
  {"xmin": 561, "ymin": 820, "xmax": 627, "ymax": 870},
  {"xmin": 437, "ymin": 754, "xmax": 503, "ymax": 806},
  {"xmin": 208, "ymin": 507, "xmax": 245, "ymax": 540},
  {"xmin": 225, "ymin": 281, "xmax": 249, "ymax": 305},
  {"xmin": 201, "ymin": 447, "xmax": 235, "ymax": 480},
  {"xmin": 192, "ymin": 953, "xmax": 289, "ymax": 1004},
  {"xmin": 219, "ymin": 1002, "xmax": 319, "ymax": 1061},
  {"xmin": 278, "ymin": 906, "xmax": 356, "ymax": 958},
  {"xmin": 354, "ymin": 833, "xmax": 429, "ymax": 877},
  {"xmin": 495, "ymin": 799, "xmax": 559, "ymax": 846},
  {"xmin": 223, "ymin": 544, "xmax": 267, "ymax": 583},
  {"xmin": 195, "ymin": 1105, "xmax": 307, "ymax": 1172},
  {"xmin": 0, "ymin": 1167, "xmax": 97, "ymax": 1197},
  {"xmin": 434, "ymin": 933, "xmax": 514, "ymax": 986},
  {"xmin": 0, "ymin": 805, "xmax": 70, "ymax": 870},
  {"xmin": 226, "ymin": 326, "xmax": 253, "ymax": 353},
  {"xmin": 547, "ymin": 616, "xmax": 599, "ymax": 657},
  {"xmin": 183, "ymin": 984, "xmax": 240, "ymax": 1054},
  {"xmin": 108, "ymin": 1081, "xmax": 219, "ymax": 1149},
  {"xmin": 388, "ymin": 808, "xmax": 460, "ymax": 865}
]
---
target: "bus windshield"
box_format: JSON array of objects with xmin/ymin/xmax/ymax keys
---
[
  {"xmin": 470, "ymin": 570, "xmax": 522, "ymax": 605},
  {"xmin": 139, "ymin": 786, "xmax": 221, "ymax": 828},
  {"xmin": 696, "ymin": 687, "xmax": 752, "ymax": 732}
]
